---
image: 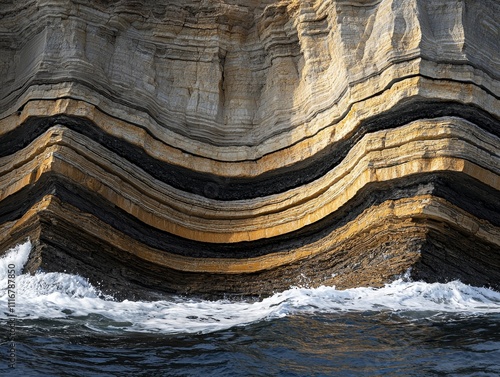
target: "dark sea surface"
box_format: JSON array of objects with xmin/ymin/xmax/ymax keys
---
[{"xmin": 1, "ymin": 243, "xmax": 500, "ymax": 377}]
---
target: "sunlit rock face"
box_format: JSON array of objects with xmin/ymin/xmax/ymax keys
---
[{"xmin": 0, "ymin": 0, "xmax": 499, "ymax": 298}]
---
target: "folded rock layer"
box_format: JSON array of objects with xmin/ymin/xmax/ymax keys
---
[{"xmin": 0, "ymin": 0, "xmax": 499, "ymax": 298}]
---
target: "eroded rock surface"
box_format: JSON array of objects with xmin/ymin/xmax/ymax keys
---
[{"xmin": 0, "ymin": 0, "xmax": 499, "ymax": 298}]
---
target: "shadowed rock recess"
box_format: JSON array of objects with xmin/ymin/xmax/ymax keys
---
[{"xmin": 0, "ymin": 0, "xmax": 499, "ymax": 298}]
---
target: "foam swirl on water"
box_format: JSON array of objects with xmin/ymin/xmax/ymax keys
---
[{"xmin": 1, "ymin": 241, "xmax": 500, "ymax": 334}]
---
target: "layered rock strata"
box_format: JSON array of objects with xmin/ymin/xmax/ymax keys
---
[{"xmin": 0, "ymin": 0, "xmax": 499, "ymax": 298}]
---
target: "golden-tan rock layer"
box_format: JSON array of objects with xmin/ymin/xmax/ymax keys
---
[
  {"xmin": 1, "ymin": 117, "xmax": 498, "ymax": 242},
  {"xmin": 0, "ymin": 0, "xmax": 499, "ymax": 297}
]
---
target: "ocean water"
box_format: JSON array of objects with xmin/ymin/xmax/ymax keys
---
[{"xmin": 1, "ymin": 242, "xmax": 500, "ymax": 376}]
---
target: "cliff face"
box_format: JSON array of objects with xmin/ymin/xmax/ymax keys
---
[{"xmin": 1, "ymin": 0, "xmax": 499, "ymax": 298}]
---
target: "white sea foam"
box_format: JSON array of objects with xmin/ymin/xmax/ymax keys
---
[{"xmin": 1, "ymin": 241, "xmax": 500, "ymax": 334}]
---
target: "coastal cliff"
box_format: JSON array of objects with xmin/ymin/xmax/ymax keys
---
[{"xmin": 1, "ymin": 0, "xmax": 499, "ymax": 298}]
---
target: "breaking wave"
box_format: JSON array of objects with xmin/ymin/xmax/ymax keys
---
[{"xmin": 1, "ymin": 241, "xmax": 500, "ymax": 334}]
